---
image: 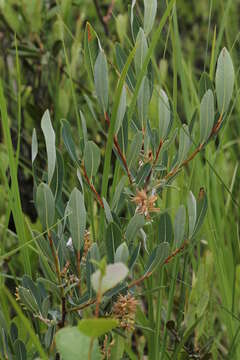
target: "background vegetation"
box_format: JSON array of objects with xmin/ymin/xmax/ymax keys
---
[{"xmin": 0, "ymin": 0, "xmax": 240, "ymax": 359}]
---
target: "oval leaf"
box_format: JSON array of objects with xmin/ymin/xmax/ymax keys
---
[
  {"xmin": 137, "ymin": 76, "xmax": 150, "ymax": 129},
  {"xmin": 61, "ymin": 119, "xmax": 79, "ymax": 163},
  {"xmin": 125, "ymin": 214, "xmax": 145, "ymax": 244},
  {"xmin": 31, "ymin": 129, "xmax": 38, "ymax": 164},
  {"xmin": 84, "ymin": 22, "xmax": 99, "ymax": 83},
  {"xmin": 91, "ymin": 263, "xmax": 128, "ymax": 294},
  {"xmin": 134, "ymin": 28, "xmax": 148, "ymax": 74},
  {"xmin": 78, "ymin": 318, "xmax": 118, "ymax": 338},
  {"xmin": 14, "ymin": 339, "xmax": 27, "ymax": 360},
  {"xmin": 56, "ymin": 327, "xmax": 101, "ymax": 360},
  {"xmin": 144, "ymin": 0, "xmax": 157, "ymax": 36},
  {"xmin": 115, "ymin": 242, "xmax": 129, "ymax": 264},
  {"xmin": 41, "ymin": 110, "xmax": 56, "ymax": 184},
  {"xmin": 144, "ymin": 242, "xmax": 169, "ymax": 275},
  {"xmin": 94, "ymin": 50, "xmax": 109, "ymax": 113},
  {"xmin": 36, "ymin": 183, "xmax": 55, "ymax": 230},
  {"xmin": 115, "ymin": 85, "xmax": 127, "ymax": 135},
  {"xmin": 215, "ymin": 47, "xmax": 234, "ymax": 114},
  {"xmin": 68, "ymin": 188, "xmax": 86, "ymax": 251},
  {"xmin": 84, "ymin": 140, "xmax": 101, "ymax": 180},
  {"xmin": 178, "ymin": 125, "xmax": 191, "ymax": 165},
  {"xmin": 158, "ymin": 89, "xmax": 171, "ymax": 140},
  {"xmin": 200, "ymin": 89, "xmax": 214, "ymax": 144},
  {"xmin": 188, "ymin": 191, "xmax": 197, "ymax": 239},
  {"xmin": 158, "ymin": 212, "xmax": 173, "ymax": 244},
  {"xmin": 174, "ymin": 205, "xmax": 186, "ymax": 247}
]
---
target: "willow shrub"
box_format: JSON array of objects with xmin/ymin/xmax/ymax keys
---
[{"xmin": 0, "ymin": 0, "xmax": 235, "ymax": 359}]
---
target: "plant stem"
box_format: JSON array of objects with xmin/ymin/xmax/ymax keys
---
[
  {"xmin": 83, "ymin": 164, "xmax": 104, "ymax": 208},
  {"xmin": 68, "ymin": 240, "xmax": 189, "ymax": 314},
  {"xmin": 105, "ymin": 112, "xmax": 133, "ymax": 185},
  {"xmin": 93, "ymin": 0, "xmax": 109, "ymax": 35}
]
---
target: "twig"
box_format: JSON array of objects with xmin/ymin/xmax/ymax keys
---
[
  {"xmin": 163, "ymin": 114, "xmax": 223, "ymax": 183},
  {"xmin": 145, "ymin": 139, "xmax": 164, "ymax": 187},
  {"xmin": 103, "ymin": 0, "xmax": 115, "ymax": 24},
  {"xmin": 95, "ymin": 288, "xmax": 101, "ymax": 318},
  {"xmin": 59, "ymin": 296, "xmax": 66, "ymax": 329},
  {"xmin": 154, "ymin": 139, "xmax": 164, "ymax": 166},
  {"xmin": 68, "ymin": 298, "xmax": 96, "ymax": 313},
  {"xmin": 211, "ymin": 113, "xmax": 223, "ymax": 135},
  {"xmin": 164, "ymin": 144, "xmax": 203, "ymax": 182},
  {"xmin": 93, "ymin": 0, "xmax": 109, "ymax": 35},
  {"xmin": 105, "ymin": 112, "xmax": 133, "ymax": 184},
  {"xmin": 82, "ymin": 164, "xmax": 104, "ymax": 208},
  {"xmin": 68, "ymin": 240, "xmax": 189, "ymax": 313},
  {"xmin": 128, "ymin": 240, "xmax": 188, "ymax": 289}
]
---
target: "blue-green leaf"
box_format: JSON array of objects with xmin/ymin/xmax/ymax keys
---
[
  {"xmin": 68, "ymin": 188, "xmax": 86, "ymax": 251},
  {"xmin": 188, "ymin": 191, "xmax": 197, "ymax": 239},
  {"xmin": 115, "ymin": 242, "xmax": 129, "ymax": 264},
  {"xmin": 215, "ymin": 47, "xmax": 234, "ymax": 115},
  {"xmin": 84, "ymin": 141, "xmax": 101, "ymax": 180},
  {"xmin": 94, "ymin": 50, "xmax": 109, "ymax": 113},
  {"xmin": 158, "ymin": 89, "xmax": 171, "ymax": 140},
  {"xmin": 56, "ymin": 327, "xmax": 101, "ymax": 360},
  {"xmin": 144, "ymin": 0, "xmax": 157, "ymax": 36},
  {"xmin": 174, "ymin": 205, "xmax": 186, "ymax": 247},
  {"xmin": 178, "ymin": 125, "xmax": 191, "ymax": 165},
  {"xmin": 14, "ymin": 339, "xmax": 27, "ymax": 360},
  {"xmin": 125, "ymin": 214, "xmax": 145, "ymax": 244},
  {"xmin": 78, "ymin": 318, "xmax": 118, "ymax": 338},
  {"xmin": 31, "ymin": 128, "xmax": 38, "ymax": 164},
  {"xmin": 91, "ymin": 263, "xmax": 128, "ymax": 294},
  {"xmin": 158, "ymin": 212, "xmax": 173, "ymax": 244},
  {"xmin": 61, "ymin": 119, "xmax": 79, "ymax": 163},
  {"xmin": 134, "ymin": 28, "xmax": 148, "ymax": 74},
  {"xmin": 36, "ymin": 183, "xmax": 55, "ymax": 230},
  {"xmin": 144, "ymin": 242, "xmax": 169, "ymax": 275},
  {"xmin": 200, "ymin": 89, "xmax": 214, "ymax": 144},
  {"xmin": 41, "ymin": 110, "xmax": 56, "ymax": 184},
  {"xmin": 115, "ymin": 85, "xmax": 127, "ymax": 135},
  {"xmin": 137, "ymin": 76, "xmax": 150, "ymax": 129},
  {"xmin": 84, "ymin": 22, "xmax": 99, "ymax": 84}
]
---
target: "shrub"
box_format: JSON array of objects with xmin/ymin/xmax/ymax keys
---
[{"xmin": 0, "ymin": 0, "xmax": 235, "ymax": 359}]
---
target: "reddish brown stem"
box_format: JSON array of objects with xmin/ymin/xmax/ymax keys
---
[
  {"xmin": 93, "ymin": 0, "xmax": 109, "ymax": 35},
  {"xmin": 145, "ymin": 139, "xmax": 164, "ymax": 187},
  {"xmin": 95, "ymin": 290, "xmax": 101, "ymax": 318},
  {"xmin": 164, "ymin": 144, "xmax": 203, "ymax": 181},
  {"xmin": 68, "ymin": 240, "xmax": 189, "ymax": 313},
  {"xmin": 164, "ymin": 114, "xmax": 223, "ymax": 183},
  {"xmin": 103, "ymin": 0, "xmax": 115, "ymax": 24},
  {"xmin": 154, "ymin": 139, "xmax": 164, "ymax": 166},
  {"xmin": 83, "ymin": 164, "xmax": 104, "ymax": 208},
  {"xmin": 105, "ymin": 112, "xmax": 133, "ymax": 184},
  {"xmin": 68, "ymin": 298, "xmax": 96, "ymax": 313},
  {"xmin": 59, "ymin": 297, "xmax": 66, "ymax": 328},
  {"xmin": 211, "ymin": 113, "xmax": 223, "ymax": 135},
  {"xmin": 128, "ymin": 240, "xmax": 189, "ymax": 289}
]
